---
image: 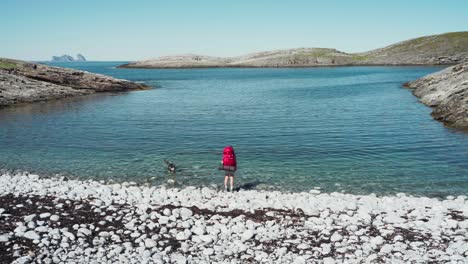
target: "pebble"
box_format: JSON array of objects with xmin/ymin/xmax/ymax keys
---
[
  {"xmin": 23, "ymin": 231, "xmax": 40, "ymax": 240},
  {"xmin": 199, "ymin": 235, "xmax": 214, "ymax": 244},
  {"xmin": 293, "ymin": 256, "xmax": 306, "ymax": 264},
  {"xmin": 171, "ymin": 254, "xmax": 187, "ymax": 264},
  {"xmin": 24, "ymin": 214, "xmax": 36, "ymax": 222},
  {"xmin": 179, "ymin": 208, "xmax": 193, "ymax": 220},
  {"xmin": 371, "ymin": 236, "xmax": 384, "ymax": 247},
  {"xmin": 192, "ymin": 226, "xmax": 205, "ymax": 236},
  {"xmin": 297, "ymin": 243, "xmax": 310, "ymax": 250},
  {"xmin": 158, "ymin": 216, "xmax": 169, "ymax": 225},
  {"xmin": 50, "ymin": 215, "xmax": 60, "ymax": 222},
  {"xmin": 163, "ymin": 208, "xmax": 171, "ymax": 216},
  {"xmin": 330, "ymin": 232, "xmax": 343, "ymax": 242},
  {"xmin": 77, "ymin": 228, "xmax": 92, "ymax": 237},
  {"xmin": 175, "ymin": 230, "xmax": 192, "ymax": 241},
  {"xmin": 242, "ymin": 230, "xmax": 255, "ymax": 241},
  {"xmin": 322, "ymin": 244, "xmax": 331, "ymax": 255},
  {"xmin": 39, "ymin": 213, "xmax": 51, "ymax": 219},
  {"xmin": 0, "ymin": 234, "xmax": 10, "ymax": 242},
  {"xmin": 14, "ymin": 225, "xmax": 27, "ymax": 235},
  {"xmin": 63, "ymin": 231, "xmax": 76, "ymax": 241},
  {"xmin": 145, "ymin": 238, "xmax": 157, "ymax": 248},
  {"xmin": 203, "ymin": 248, "xmax": 214, "ymax": 256}
]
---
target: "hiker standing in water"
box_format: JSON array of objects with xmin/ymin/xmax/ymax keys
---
[{"xmin": 221, "ymin": 145, "xmax": 237, "ymax": 192}]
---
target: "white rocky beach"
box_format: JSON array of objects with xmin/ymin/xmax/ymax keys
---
[{"xmin": 1, "ymin": 172, "xmax": 467, "ymax": 263}]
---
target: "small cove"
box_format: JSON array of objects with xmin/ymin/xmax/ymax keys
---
[{"xmin": 0, "ymin": 62, "xmax": 467, "ymax": 197}]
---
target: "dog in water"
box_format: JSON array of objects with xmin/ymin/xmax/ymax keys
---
[{"xmin": 164, "ymin": 160, "xmax": 176, "ymax": 174}]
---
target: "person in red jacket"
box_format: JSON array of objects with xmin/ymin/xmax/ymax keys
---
[{"xmin": 221, "ymin": 145, "xmax": 237, "ymax": 192}]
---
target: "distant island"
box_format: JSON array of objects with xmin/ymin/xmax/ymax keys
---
[
  {"xmin": 51, "ymin": 54, "xmax": 87, "ymax": 62},
  {"xmin": 119, "ymin": 32, "xmax": 468, "ymax": 68}
]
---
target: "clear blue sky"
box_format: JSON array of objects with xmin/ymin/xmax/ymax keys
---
[{"xmin": 1, "ymin": 0, "xmax": 467, "ymax": 61}]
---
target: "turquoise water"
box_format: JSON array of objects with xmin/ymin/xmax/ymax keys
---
[{"xmin": 1, "ymin": 62, "xmax": 467, "ymax": 196}]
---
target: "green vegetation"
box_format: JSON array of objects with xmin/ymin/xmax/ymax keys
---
[
  {"xmin": 351, "ymin": 55, "xmax": 370, "ymax": 61},
  {"xmin": 0, "ymin": 59, "xmax": 19, "ymax": 70},
  {"xmin": 379, "ymin": 31, "xmax": 468, "ymax": 53},
  {"xmin": 298, "ymin": 49, "xmax": 335, "ymax": 58}
]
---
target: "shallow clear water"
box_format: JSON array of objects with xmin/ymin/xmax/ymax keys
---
[{"xmin": 1, "ymin": 62, "xmax": 467, "ymax": 196}]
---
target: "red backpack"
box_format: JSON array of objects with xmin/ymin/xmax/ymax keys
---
[{"xmin": 222, "ymin": 146, "xmax": 237, "ymax": 167}]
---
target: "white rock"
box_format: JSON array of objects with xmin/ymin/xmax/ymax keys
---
[
  {"xmin": 14, "ymin": 226, "xmax": 27, "ymax": 235},
  {"xmin": 0, "ymin": 234, "xmax": 10, "ymax": 242},
  {"xmin": 35, "ymin": 226, "xmax": 48, "ymax": 233},
  {"xmin": 24, "ymin": 214, "xmax": 36, "ymax": 222},
  {"xmin": 179, "ymin": 208, "xmax": 193, "ymax": 220},
  {"xmin": 39, "ymin": 212, "xmax": 51, "ymax": 219},
  {"xmin": 99, "ymin": 231, "xmax": 110, "ymax": 237},
  {"xmin": 297, "ymin": 243, "xmax": 310, "ymax": 250},
  {"xmin": 50, "ymin": 215, "xmax": 60, "ymax": 222},
  {"xmin": 15, "ymin": 256, "xmax": 32, "ymax": 264},
  {"xmin": 370, "ymin": 236, "xmax": 384, "ymax": 247},
  {"xmin": 176, "ymin": 230, "xmax": 191, "ymax": 241},
  {"xmin": 192, "ymin": 226, "xmax": 205, "ymax": 236},
  {"xmin": 242, "ymin": 230, "xmax": 255, "ymax": 241},
  {"xmin": 380, "ymin": 244, "xmax": 393, "ymax": 254},
  {"xmin": 276, "ymin": 247, "xmax": 287, "ymax": 256},
  {"xmin": 321, "ymin": 244, "xmax": 331, "ymax": 255},
  {"xmin": 23, "ymin": 231, "xmax": 40, "ymax": 240},
  {"xmin": 309, "ymin": 189, "xmax": 321, "ymax": 194},
  {"xmin": 171, "ymin": 253, "xmax": 187, "ymax": 264},
  {"xmin": 78, "ymin": 228, "xmax": 92, "ymax": 237},
  {"xmin": 63, "ymin": 231, "xmax": 76, "ymax": 241},
  {"xmin": 330, "ymin": 232, "xmax": 343, "ymax": 242},
  {"xmin": 200, "ymin": 235, "xmax": 214, "ymax": 244},
  {"xmin": 203, "ymin": 248, "xmax": 214, "ymax": 256},
  {"xmin": 181, "ymin": 221, "xmax": 192, "ymax": 229},
  {"xmin": 163, "ymin": 208, "xmax": 171, "ymax": 216},
  {"xmin": 145, "ymin": 238, "xmax": 157, "ymax": 248},
  {"xmin": 293, "ymin": 256, "xmax": 306, "ymax": 264},
  {"xmin": 159, "ymin": 216, "xmax": 169, "ymax": 225}
]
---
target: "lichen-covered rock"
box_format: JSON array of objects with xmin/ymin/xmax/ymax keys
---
[
  {"xmin": 405, "ymin": 63, "xmax": 468, "ymax": 129},
  {"xmin": 0, "ymin": 58, "xmax": 149, "ymax": 107}
]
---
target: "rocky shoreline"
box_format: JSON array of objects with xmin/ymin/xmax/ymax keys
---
[
  {"xmin": 404, "ymin": 63, "xmax": 468, "ymax": 129},
  {"xmin": 1, "ymin": 172, "xmax": 468, "ymax": 263},
  {"xmin": 0, "ymin": 58, "xmax": 149, "ymax": 108}
]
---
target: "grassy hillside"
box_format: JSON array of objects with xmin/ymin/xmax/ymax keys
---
[
  {"xmin": 119, "ymin": 31, "xmax": 468, "ymax": 68},
  {"xmin": 357, "ymin": 32, "xmax": 468, "ymax": 64},
  {"xmin": 0, "ymin": 58, "xmax": 21, "ymax": 70}
]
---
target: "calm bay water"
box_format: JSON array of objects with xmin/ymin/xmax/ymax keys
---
[{"xmin": 1, "ymin": 62, "xmax": 467, "ymax": 196}]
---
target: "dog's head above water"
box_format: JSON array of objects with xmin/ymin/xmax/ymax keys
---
[{"xmin": 164, "ymin": 160, "xmax": 176, "ymax": 173}]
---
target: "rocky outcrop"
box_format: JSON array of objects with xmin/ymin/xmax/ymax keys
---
[
  {"xmin": 119, "ymin": 32, "xmax": 468, "ymax": 68},
  {"xmin": 0, "ymin": 71, "xmax": 91, "ymax": 107},
  {"xmin": 0, "ymin": 58, "xmax": 149, "ymax": 107},
  {"xmin": 52, "ymin": 54, "xmax": 87, "ymax": 62},
  {"xmin": 404, "ymin": 63, "xmax": 468, "ymax": 129}
]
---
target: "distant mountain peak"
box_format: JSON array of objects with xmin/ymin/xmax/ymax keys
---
[
  {"xmin": 76, "ymin": 54, "xmax": 86, "ymax": 61},
  {"xmin": 51, "ymin": 54, "xmax": 87, "ymax": 62}
]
